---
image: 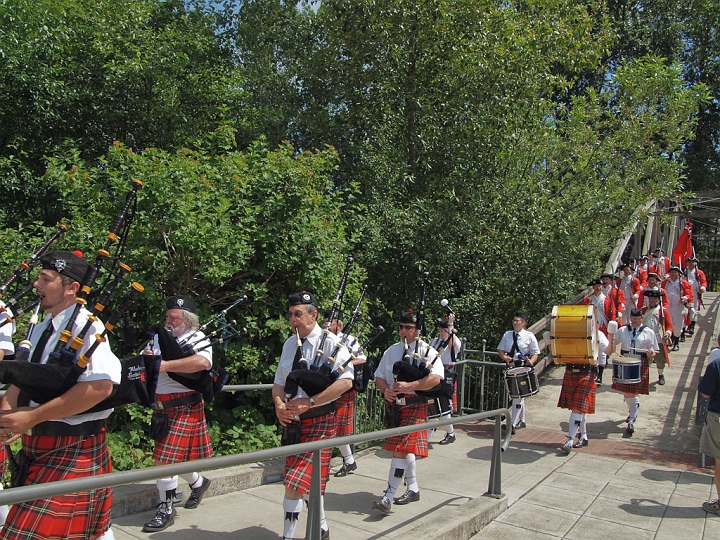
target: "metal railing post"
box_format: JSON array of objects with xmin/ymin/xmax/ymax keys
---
[
  {"xmin": 306, "ymin": 449, "xmax": 322, "ymax": 540},
  {"xmin": 485, "ymin": 414, "xmax": 504, "ymax": 498}
]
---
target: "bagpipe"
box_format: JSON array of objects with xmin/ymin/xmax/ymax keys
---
[
  {"xmin": 283, "ymin": 257, "xmax": 354, "ymax": 401},
  {"xmin": 391, "ymin": 288, "xmax": 456, "ymax": 401},
  {"xmin": 146, "ymin": 295, "xmax": 248, "ymax": 402},
  {"xmin": 0, "ymin": 180, "xmax": 159, "ymax": 411},
  {"xmin": 0, "ymin": 282, "xmax": 156, "ymax": 412}
]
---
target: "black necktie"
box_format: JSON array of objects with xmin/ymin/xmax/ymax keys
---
[
  {"xmin": 632, "ymin": 328, "xmax": 637, "ymax": 338},
  {"xmin": 30, "ymin": 320, "xmax": 55, "ymax": 364}
]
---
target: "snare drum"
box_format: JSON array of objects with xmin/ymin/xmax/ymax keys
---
[
  {"xmin": 505, "ymin": 366, "xmax": 540, "ymax": 399},
  {"xmin": 612, "ymin": 357, "xmax": 641, "ymax": 384},
  {"xmin": 427, "ymin": 395, "xmax": 452, "ymax": 419},
  {"xmin": 549, "ymin": 305, "xmax": 599, "ymax": 365}
]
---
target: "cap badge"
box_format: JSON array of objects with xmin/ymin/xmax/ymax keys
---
[{"xmin": 53, "ymin": 258, "xmax": 67, "ymax": 272}]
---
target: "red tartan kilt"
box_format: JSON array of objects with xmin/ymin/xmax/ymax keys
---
[
  {"xmin": 153, "ymin": 392, "xmax": 212, "ymax": 464},
  {"xmin": 284, "ymin": 412, "xmax": 335, "ymax": 495},
  {"xmin": 611, "ymin": 356, "xmax": 650, "ymax": 395},
  {"xmin": 557, "ymin": 368, "xmax": 597, "ymax": 414},
  {"xmin": 335, "ymin": 389, "xmax": 356, "ymax": 437},
  {"xmin": 383, "ymin": 401, "xmax": 429, "ymax": 458},
  {"xmin": 0, "ymin": 444, "xmax": 5, "ymax": 479},
  {"xmin": 1, "ymin": 431, "xmax": 112, "ymax": 539}
]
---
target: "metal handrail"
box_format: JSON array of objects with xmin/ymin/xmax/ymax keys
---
[{"xmin": 0, "ymin": 408, "xmax": 510, "ymax": 540}]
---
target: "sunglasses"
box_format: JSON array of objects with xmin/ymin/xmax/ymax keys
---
[
  {"xmin": 399, "ymin": 324, "xmax": 416, "ymax": 330},
  {"xmin": 287, "ymin": 310, "xmax": 307, "ymax": 319}
]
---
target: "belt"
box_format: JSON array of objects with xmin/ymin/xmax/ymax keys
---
[
  {"xmin": 299, "ymin": 402, "xmax": 335, "ymax": 420},
  {"xmin": 620, "ymin": 351, "xmax": 647, "ymax": 359},
  {"xmin": 396, "ymin": 395, "xmax": 428, "ymax": 406},
  {"xmin": 566, "ymin": 365, "xmax": 596, "ymax": 371},
  {"xmin": 156, "ymin": 392, "xmax": 202, "ymax": 410},
  {"xmin": 32, "ymin": 419, "xmax": 106, "ymax": 437}
]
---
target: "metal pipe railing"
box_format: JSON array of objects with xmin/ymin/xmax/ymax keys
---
[{"xmin": 0, "ymin": 409, "xmax": 510, "ymax": 540}]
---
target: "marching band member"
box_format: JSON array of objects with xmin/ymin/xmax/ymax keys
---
[
  {"xmin": 635, "ymin": 255, "xmax": 649, "ymax": 288},
  {"xmin": 429, "ymin": 317, "xmax": 461, "ymax": 445},
  {"xmin": 583, "ymin": 278, "xmax": 614, "ymax": 383},
  {"xmin": 608, "ymin": 308, "xmax": 659, "ymax": 436},
  {"xmin": 559, "ymin": 328, "xmax": 610, "ymax": 453},
  {"xmin": 618, "ymin": 263, "xmax": 642, "ymax": 322},
  {"xmin": 0, "ymin": 251, "xmax": 120, "ymax": 539},
  {"xmin": 273, "ymin": 292, "xmax": 352, "ymax": 540},
  {"xmin": 372, "ymin": 310, "xmax": 441, "ymax": 514},
  {"xmin": 650, "ymin": 248, "xmax": 671, "ymax": 279},
  {"xmin": 322, "ymin": 309, "xmax": 366, "ymax": 478},
  {"xmin": 662, "ymin": 266, "xmax": 693, "ymax": 351},
  {"xmin": 684, "ymin": 256, "xmax": 707, "ymax": 337},
  {"xmin": 497, "ymin": 312, "xmax": 540, "ymax": 434},
  {"xmin": 638, "ymin": 273, "xmax": 668, "ymax": 308},
  {"xmin": 641, "ymin": 290, "xmax": 673, "ymax": 386},
  {"xmin": 601, "ymin": 273, "xmax": 626, "ymax": 327},
  {"xmin": 142, "ymin": 295, "xmax": 213, "ymax": 533}
]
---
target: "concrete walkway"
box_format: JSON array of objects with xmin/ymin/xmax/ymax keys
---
[{"xmin": 109, "ymin": 293, "xmax": 720, "ymax": 539}]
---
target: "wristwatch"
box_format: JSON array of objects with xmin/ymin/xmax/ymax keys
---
[{"xmin": 309, "ymin": 396, "xmax": 316, "ymax": 407}]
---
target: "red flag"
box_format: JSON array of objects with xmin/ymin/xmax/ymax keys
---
[{"xmin": 672, "ymin": 219, "xmax": 693, "ymax": 267}]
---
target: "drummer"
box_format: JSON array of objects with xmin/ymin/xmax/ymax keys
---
[
  {"xmin": 497, "ymin": 312, "xmax": 540, "ymax": 434},
  {"xmin": 558, "ymin": 327, "xmax": 610, "ymax": 453},
  {"xmin": 608, "ymin": 308, "xmax": 659, "ymax": 436}
]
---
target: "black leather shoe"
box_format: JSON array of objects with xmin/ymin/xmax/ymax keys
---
[
  {"xmin": 184, "ymin": 476, "xmax": 211, "ymax": 509},
  {"xmin": 372, "ymin": 496, "xmax": 392, "ymax": 514},
  {"xmin": 658, "ymin": 374, "xmax": 666, "ymax": 385},
  {"xmin": 438, "ymin": 434, "xmax": 456, "ymax": 445},
  {"xmin": 516, "ymin": 421, "xmax": 526, "ymax": 429},
  {"xmin": 501, "ymin": 424, "xmax": 515, "ymax": 435},
  {"xmin": 672, "ymin": 344, "xmax": 680, "ymax": 351},
  {"xmin": 142, "ymin": 503, "xmax": 175, "ymax": 532},
  {"xmin": 394, "ymin": 489, "xmax": 420, "ymax": 505},
  {"xmin": 334, "ymin": 461, "xmax": 357, "ymax": 477},
  {"xmin": 321, "ymin": 528, "xmax": 330, "ymax": 540},
  {"xmin": 573, "ymin": 438, "xmax": 588, "ymax": 448},
  {"xmin": 680, "ymin": 332, "xmax": 685, "ymax": 342},
  {"xmin": 627, "ymin": 421, "xmax": 635, "ymax": 435}
]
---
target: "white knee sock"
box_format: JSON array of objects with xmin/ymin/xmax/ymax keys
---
[
  {"xmin": 657, "ymin": 368, "xmax": 664, "ymax": 375},
  {"xmin": 427, "ymin": 427, "xmax": 436, "ymax": 441},
  {"xmin": 180, "ymin": 472, "xmax": 201, "ymax": 488},
  {"xmin": 95, "ymin": 528, "xmax": 115, "ymax": 540},
  {"xmin": 405, "ymin": 453, "xmax": 418, "ymax": 492},
  {"xmin": 568, "ymin": 412, "xmax": 582, "ymax": 440},
  {"xmin": 320, "ymin": 495, "xmax": 328, "ymax": 532},
  {"xmin": 626, "ymin": 396, "xmax": 640, "ymax": 420},
  {"xmin": 385, "ymin": 457, "xmax": 406, "ymax": 498},
  {"xmin": 579, "ymin": 414, "xmax": 587, "ymax": 440},
  {"xmin": 511, "ymin": 399, "xmax": 523, "ymax": 427},
  {"xmin": 338, "ymin": 444, "xmax": 355, "ymax": 465},
  {"xmin": 282, "ymin": 497, "xmax": 303, "ymax": 539},
  {"xmin": 157, "ymin": 476, "xmax": 178, "ymax": 511},
  {"xmin": 521, "ymin": 397, "xmax": 526, "ymax": 422},
  {"xmin": 445, "ymin": 424, "xmax": 454, "ymax": 435}
]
